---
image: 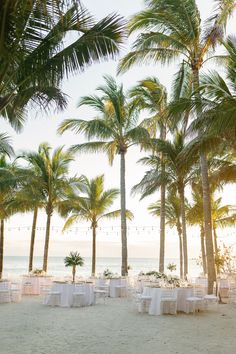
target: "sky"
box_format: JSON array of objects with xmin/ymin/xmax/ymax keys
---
[{"xmin": 3, "ymin": 0, "xmax": 236, "ymax": 260}]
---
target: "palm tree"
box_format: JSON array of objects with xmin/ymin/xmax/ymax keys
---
[
  {"xmin": 148, "ymin": 192, "xmax": 184, "ymax": 278},
  {"xmin": 133, "ymin": 131, "xmax": 198, "ymax": 277},
  {"xmin": 129, "ymin": 77, "xmax": 167, "ymax": 272},
  {"xmin": 0, "ymin": 134, "xmax": 14, "ymax": 157},
  {"xmin": 64, "ymin": 251, "xmax": 84, "ymax": 283},
  {"xmin": 119, "ymin": 0, "xmax": 236, "ymax": 292},
  {"xmin": 20, "ymin": 143, "xmax": 77, "ymax": 272},
  {"xmin": 0, "ymin": 1, "xmax": 125, "ymax": 123},
  {"xmin": 0, "ymin": 155, "xmax": 18, "ymax": 279},
  {"xmin": 12, "ymin": 174, "xmax": 45, "ymax": 273},
  {"xmin": 192, "ymin": 37, "xmax": 236, "ymax": 139},
  {"xmin": 58, "ymin": 76, "xmax": 150, "ymax": 276},
  {"xmin": 61, "ymin": 175, "xmax": 132, "ymax": 276}
]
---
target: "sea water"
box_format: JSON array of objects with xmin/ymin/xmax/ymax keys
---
[{"xmin": 2, "ymin": 256, "xmax": 202, "ymax": 278}]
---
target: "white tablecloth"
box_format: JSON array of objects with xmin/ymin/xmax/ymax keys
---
[
  {"xmin": 109, "ymin": 278, "xmax": 127, "ymax": 298},
  {"xmin": 0, "ymin": 280, "xmax": 10, "ymax": 290},
  {"xmin": 22, "ymin": 276, "xmax": 52, "ymax": 295},
  {"xmin": 46, "ymin": 283, "xmax": 94, "ymax": 307},
  {"xmin": 143, "ymin": 287, "xmax": 195, "ymax": 315}
]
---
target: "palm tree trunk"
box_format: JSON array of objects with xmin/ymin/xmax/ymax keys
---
[
  {"xmin": 200, "ymin": 224, "xmax": 207, "ymax": 275},
  {"xmin": 72, "ymin": 265, "xmax": 76, "ymax": 283},
  {"xmin": 177, "ymin": 222, "xmax": 183, "ymax": 279},
  {"xmin": 43, "ymin": 206, "xmax": 52, "ymax": 273},
  {"xmin": 0, "ymin": 220, "xmax": 4, "ymax": 279},
  {"xmin": 179, "ymin": 183, "xmax": 188, "ymax": 278},
  {"xmin": 213, "ymin": 225, "xmax": 220, "ymax": 274},
  {"xmin": 92, "ymin": 224, "xmax": 96, "ymax": 276},
  {"xmin": 120, "ymin": 151, "xmax": 128, "ymax": 276},
  {"xmin": 200, "ymin": 152, "xmax": 216, "ymax": 292},
  {"xmin": 213, "ymin": 225, "xmax": 218, "ymax": 254},
  {"xmin": 159, "ymin": 124, "xmax": 166, "ymax": 273},
  {"xmin": 28, "ymin": 207, "xmax": 38, "ymax": 273},
  {"xmin": 159, "ymin": 180, "xmax": 165, "ymax": 273},
  {"xmin": 192, "ymin": 68, "xmax": 216, "ymax": 294}
]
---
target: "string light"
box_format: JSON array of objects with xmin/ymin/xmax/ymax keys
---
[{"xmin": 4, "ymin": 225, "xmax": 235, "ymax": 240}]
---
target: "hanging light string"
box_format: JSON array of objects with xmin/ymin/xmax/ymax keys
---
[{"xmin": 4, "ymin": 225, "xmax": 235, "ymax": 238}]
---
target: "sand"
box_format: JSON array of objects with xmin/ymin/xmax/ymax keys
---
[{"xmin": 0, "ymin": 297, "xmax": 236, "ymax": 354}]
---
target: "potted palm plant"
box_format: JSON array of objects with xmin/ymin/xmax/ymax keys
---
[{"xmin": 64, "ymin": 252, "xmax": 84, "ymax": 283}]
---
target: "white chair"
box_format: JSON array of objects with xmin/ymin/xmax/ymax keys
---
[
  {"xmin": 95, "ymin": 280, "xmax": 110, "ymax": 295},
  {"xmin": 0, "ymin": 290, "xmax": 11, "ymax": 303},
  {"xmin": 114, "ymin": 279, "xmax": 127, "ymax": 298},
  {"xmin": 204, "ymin": 281, "xmax": 219, "ymax": 308},
  {"xmin": 45, "ymin": 291, "xmax": 61, "ymax": 306},
  {"xmin": 94, "ymin": 287, "xmax": 109, "ymax": 304},
  {"xmin": 10, "ymin": 282, "xmax": 22, "ymax": 303},
  {"xmin": 160, "ymin": 289, "xmax": 178, "ymax": 315},
  {"xmin": 186, "ymin": 287, "xmax": 205, "ymax": 314},
  {"xmin": 72, "ymin": 292, "xmax": 85, "ymax": 307},
  {"xmin": 228, "ymin": 282, "xmax": 236, "ymax": 304},
  {"xmin": 127, "ymin": 284, "xmax": 140, "ymax": 300},
  {"xmin": 40, "ymin": 283, "xmax": 52, "ymax": 296},
  {"xmin": 218, "ymin": 279, "xmax": 229, "ymax": 299},
  {"xmin": 137, "ymin": 294, "xmax": 152, "ymax": 313},
  {"xmin": 23, "ymin": 281, "xmax": 33, "ymax": 295}
]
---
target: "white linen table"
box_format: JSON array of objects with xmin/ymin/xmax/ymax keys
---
[
  {"xmin": 0, "ymin": 280, "xmax": 10, "ymax": 290},
  {"xmin": 46, "ymin": 282, "xmax": 94, "ymax": 307},
  {"xmin": 0, "ymin": 280, "xmax": 11, "ymax": 303},
  {"xmin": 143, "ymin": 287, "xmax": 195, "ymax": 315},
  {"xmin": 22, "ymin": 276, "xmax": 52, "ymax": 295}
]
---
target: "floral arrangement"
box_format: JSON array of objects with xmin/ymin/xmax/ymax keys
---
[
  {"xmin": 166, "ymin": 275, "xmax": 180, "ymax": 286},
  {"xmin": 103, "ymin": 268, "xmax": 114, "ymax": 278},
  {"xmin": 30, "ymin": 268, "xmax": 46, "ymax": 276},
  {"xmin": 143, "ymin": 270, "xmax": 167, "ymax": 279}
]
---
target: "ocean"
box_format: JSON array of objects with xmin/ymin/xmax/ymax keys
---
[{"xmin": 2, "ymin": 256, "xmax": 202, "ymax": 278}]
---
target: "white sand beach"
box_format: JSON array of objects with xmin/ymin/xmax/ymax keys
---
[{"xmin": 1, "ymin": 297, "xmax": 236, "ymax": 354}]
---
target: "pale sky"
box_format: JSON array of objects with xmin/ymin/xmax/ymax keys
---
[{"xmin": 3, "ymin": 0, "xmax": 236, "ymax": 259}]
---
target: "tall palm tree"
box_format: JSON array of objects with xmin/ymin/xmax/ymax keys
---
[
  {"xmin": 58, "ymin": 76, "xmax": 149, "ymax": 276},
  {"xmin": 12, "ymin": 174, "xmax": 45, "ymax": 273},
  {"xmin": 20, "ymin": 143, "xmax": 77, "ymax": 272},
  {"xmin": 0, "ymin": 1, "xmax": 125, "ymax": 124},
  {"xmin": 133, "ymin": 131, "xmax": 198, "ymax": 277},
  {"xmin": 61, "ymin": 175, "xmax": 132, "ymax": 276},
  {"xmin": 119, "ymin": 0, "xmax": 236, "ymax": 292},
  {"xmin": 148, "ymin": 192, "xmax": 184, "ymax": 278},
  {"xmin": 129, "ymin": 77, "xmax": 167, "ymax": 272},
  {"xmin": 0, "ymin": 155, "xmax": 18, "ymax": 279}
]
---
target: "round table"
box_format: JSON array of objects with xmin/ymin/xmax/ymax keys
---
[
  {"xmin": 22, "ymin": 275, "xmax": 53, "ymax": 295},
  {"xmin": 46, "ymin": 282, "xmax": 95, "ymax": 307},
  {"xmin": 143, "ymin": 287, "xmax": 195, "ymax": 315}
]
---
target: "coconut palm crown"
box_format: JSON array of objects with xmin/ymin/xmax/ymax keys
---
[{"xmin": 0, "ymin": 1, "xmax": 125, "ymax": 127}]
